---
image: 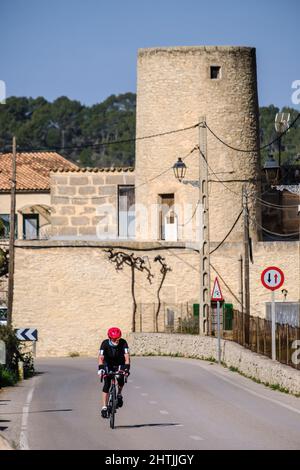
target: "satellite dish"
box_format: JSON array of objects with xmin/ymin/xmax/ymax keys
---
[{"xmin": 275, "ymin": 112, "xmax": 290, "ymax": 133}]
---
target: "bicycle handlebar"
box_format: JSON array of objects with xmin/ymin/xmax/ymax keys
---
[{"xmin": 100, "ymin": 370, "xmax": 128, "ymax": 383}]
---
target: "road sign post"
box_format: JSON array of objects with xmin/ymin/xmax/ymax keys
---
[
  {"xmin": 0, "ymin": 339, "xmax": 6, "ymax": 365},
  {"xmin": 217, "ymin": 301, "xmax": 221, "ymax": 364},
  {"xmin": 211, "ymin": 277, "xmax": 224, "ymax": 364},
  {"xmin": 261, "ymin": 266, "xmax": 285, "ymax": 361}
]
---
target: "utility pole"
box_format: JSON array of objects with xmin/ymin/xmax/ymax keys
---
[
  {"xmin": 7, "ymin": 136, "xmax": 17, "ymax": 327},
  {"xmin": 242, "ymin": 184, "xmax": 250, "ymax": 346},
  {"xmin": 199, "ymin": 117, "xmax": 210, "ymax": 335},
  {"xmin": 61, "ymin": 130, "xmax": 65, "ymax": 151}
]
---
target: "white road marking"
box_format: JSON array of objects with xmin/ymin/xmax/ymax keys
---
[
  {"xmin": 206, "ymin": 367, "xmax": 300, "ymax": 416},
  {"xmin": 189, "ymin": 435, "xmax": 204, "ymax": 441},
  {"xmin": 149, "ymin": 400, "xmax": 158, "ymax": 405},
  {"xmin": 141, "ymin": 392, "xmax": 148, "ymax": 396},
  {"xmin": 159, "ymin": 410, "xmax": 169, "ymax": 415},
  {"xmin": 19, "ymin": 383, "xmax": 35, "ymax": 450},
  {"xmin": 134, "ymin": 386, "xmax": 141, "ymax": 389}
]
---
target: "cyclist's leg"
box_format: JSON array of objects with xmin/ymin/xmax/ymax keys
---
[
  {"xmin": 117, "ymin": 375, "xmax": 125, "ymax": 407},
  {"xmin": 101, "ymin": 375, "xmax": 111, "ymax": 417}
]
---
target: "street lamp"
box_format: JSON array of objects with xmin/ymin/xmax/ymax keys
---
[
  {"xmin": 173, "ymin": 158, "xmax": 187, "ymax": 182},
  {"xmin": 263, "ymin": 154, "xmax": 281, "ymax": 185}
]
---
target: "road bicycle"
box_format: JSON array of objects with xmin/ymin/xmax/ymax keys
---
[{"xmin": 101, "ymin": 369, "xmax": 127, "ymax": 429}]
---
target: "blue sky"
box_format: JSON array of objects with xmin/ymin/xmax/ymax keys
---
[{"xmin": 1, "ymin": 0, "xmax": 299, "ymax": 108}]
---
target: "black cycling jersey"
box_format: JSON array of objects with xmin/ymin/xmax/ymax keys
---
[{"xmin": 99, "ymin": 338, "xmax": 129, "ymax": 367}]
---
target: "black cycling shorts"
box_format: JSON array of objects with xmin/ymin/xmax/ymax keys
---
[{"xmin": 102, "ymin": 374, "xmax": 125, "ymax": 393}]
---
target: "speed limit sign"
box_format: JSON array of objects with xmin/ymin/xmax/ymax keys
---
[{"xmin": 261, "ymin": 266, "xmax": 284, "ymax": 291}]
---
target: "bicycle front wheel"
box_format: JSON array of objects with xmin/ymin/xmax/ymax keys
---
[{"xmin": 109, "ymin": 387, "xmax": 117, "ymax": 429}]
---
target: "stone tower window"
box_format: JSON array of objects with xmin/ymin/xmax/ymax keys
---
[{"xmin": 210, "ymin": 66, "xmax": 221, "ymax": 79}]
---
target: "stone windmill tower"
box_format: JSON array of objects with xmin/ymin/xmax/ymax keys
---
[{"xmin": 134, "ymin": 46, "xmax": 260, "ymax": 244}]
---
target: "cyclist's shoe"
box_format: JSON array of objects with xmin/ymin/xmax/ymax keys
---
[
  {"xmin": 101, "ymin": 406, "xmax": 108, "ymax": 418},
  {"xmin": 117, "ymin": 395, "xmax": 123, "ymax": 408}
]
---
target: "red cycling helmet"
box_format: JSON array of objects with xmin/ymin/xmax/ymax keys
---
[{"xmin": 107, "ymin": 327, "xmax": 122, "ymax": 340}]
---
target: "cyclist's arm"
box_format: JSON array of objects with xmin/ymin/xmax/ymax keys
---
[
  {"xmin": 98, "ymin": 353, "xmax": 105, "ymax": 366},
  {"xmin": 124, "ymin": 352, "xmax": 130, "ymax": 367},
  {"xmin": 98, "ymin": 344, "xmax": 105, "ymax": 367}
]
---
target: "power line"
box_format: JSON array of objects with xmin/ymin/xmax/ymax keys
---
[
  {"xmin": 1, "ymin": 122, "xmax": 201, "ymax": 154},
  {"xmin": 205, "ymin": 113, "xmax": 300, "ymax": 153},
  {"xmin": 134, "ymin": 146, "xmax": 198, "ymax": 191},
  {"xmin": 250, "ymin": 215, "xmax": 299, "ymax": 238},
  {"xmin": 178, "ymin": 199, "xmax": 200, "ymax": 227},
  {"xmin": 51, "ymin": 145, "xmax": 198, "ymax": 200},
  {"xmin": 199, "ymin": 149, "xmax": 240, "ymax": 196},
  {"xmin": 209, "ymin": 209, "xmax": 243, "ymax": 255},
  {"xmin": 2, "ymin": 112, "xmax": 299, "ymax": 156},
  {"xmin": 255, "ymin": 196, "xmax": 298, "ymax": 210}
]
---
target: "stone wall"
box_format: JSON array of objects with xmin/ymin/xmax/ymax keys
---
[
  {"xmin": 12, "ymin": 239, "xmax": 299, "ymax": 357},
  {"xmin": 12, "ymin": 241, "xmax": 199, "ymax": 357},
  {"xmin": 50, "ymin": 169, "xmax": 134, "ymax": 239},
  {"xmin": 128, "ymin": 333, "xmax": 300, "ymax": 395}
]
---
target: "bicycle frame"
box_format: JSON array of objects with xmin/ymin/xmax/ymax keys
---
[{"xmin": 101, "ymin": 370, "xmax": 127, "ymax": 429}]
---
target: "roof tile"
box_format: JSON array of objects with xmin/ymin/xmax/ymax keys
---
[{"xmin": 0, "ymin": 152, "xmax": 78, "ymax": 191}]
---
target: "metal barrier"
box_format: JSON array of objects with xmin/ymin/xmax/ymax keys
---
[
  {"xmin": 232, "ymin": 310, "xmax": 300, "ymax": 370},
  {"xmin": 136, "ymin": 302, "xmax": 199, "ymax": 334}
]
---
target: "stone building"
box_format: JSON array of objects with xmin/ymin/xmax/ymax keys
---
[{"xmin": 9, "ymin": 46, "xmax": 300, "ymax": 356}]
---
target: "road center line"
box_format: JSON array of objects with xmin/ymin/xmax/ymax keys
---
[{"xmin": 190, "ymin": 435, "xmax": 204, "ymax": 441}]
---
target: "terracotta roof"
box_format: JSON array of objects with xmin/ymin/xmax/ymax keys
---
[
  {"xmin": 0, "ymin": 152, "xmax": 78, "ymax": 191},
  {"xmin": 51, "ymin": 167, "xmax": 134, "ymax": 173}
]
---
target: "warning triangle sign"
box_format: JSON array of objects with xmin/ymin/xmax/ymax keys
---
[{"xmin": 211, "ymin": 277, "xmax": 224, "ymax": 302}]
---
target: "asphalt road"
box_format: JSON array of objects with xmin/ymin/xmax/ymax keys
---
[{"xmin": 1, "ymin": 356, "xmax": 300, "ymax": 450}]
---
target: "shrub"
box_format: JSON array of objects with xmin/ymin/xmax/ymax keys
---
[
  {"xmin": 0, "ymin": 365, "xmax": 18, "ymax": 387},
  {"xmin": 0, "ymin": 325, "xmax": 35, "ymax": 384},
  {"xmin": 0, "ymin": 324, "xmax": 21, "ymax": 374},
  {"xmin": 69, "ymin": 351, "xmax": 80, "ymax": 358},
  {"xmin": 176, "ymin": 316, "xmax": 199, "ymax": 335}
]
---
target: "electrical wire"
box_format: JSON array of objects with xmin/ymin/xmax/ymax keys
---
[
  {"xmin": 1, "ymin": 112, "xmax": 299, "ymax": 157},
  {"xmin": 0, "ymin": 122, "xmax": 201, "ymax": 154},
  {"xmin": 205, "ymin": 113, "xmax": 300, "ymax": 153},
  {"xmin": 256, "ymin": 200, "xmax": 299, "ymax": 211},
  {"xmin": 250, "ymin": 215, "xmax": 299, "ymax": 238},
  {"xmin": 156, "ymin": 241, "xmax": 243, "ymax": 307},
  {"xmin": 178, "ymin": 199, "xmax": 200, "ymax": 227},
  {"xmin": 199, "ymin": 149, "xmax": 241, "ymax": 196},
  {"xmin": 209, "ymin": 209, "xmax": 243, "ymax": 254},
  {"xmin": 50, "ymin": 145, "xmax": 199, "ymax": 200},
  {"xmin": 255, "ymin": 196, "xmax": 298, "ymax": 209},
  {"xmin": 134, "ymin": 146, "xmax": 198, "ymax": 191}
]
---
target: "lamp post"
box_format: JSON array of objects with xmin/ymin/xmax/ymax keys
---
[
  {"xmin": 173, "ymin": 158, "xmax": 187, "ymax": 182},
  {"xmin": 263, "ymin": 154, "xmax": 281, "ymax": 186}
]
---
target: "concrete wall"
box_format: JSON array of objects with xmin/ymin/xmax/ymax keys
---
[
  {"xmin": 135, "ymin": 46, "xmax": 260, "ymax": 242},
  {"xmin": 50, "ymin": 169, "xmax": 134, "ymax": 239}
]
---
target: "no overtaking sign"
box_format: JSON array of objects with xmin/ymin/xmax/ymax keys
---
[{"xmin": 261, "ymin": 266, "xmax": 284, "ymax": 291}]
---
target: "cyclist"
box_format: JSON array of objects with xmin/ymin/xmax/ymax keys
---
[{"xmin": 97, "ymin": 327, "xmax": 130, "ymax": 418}]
